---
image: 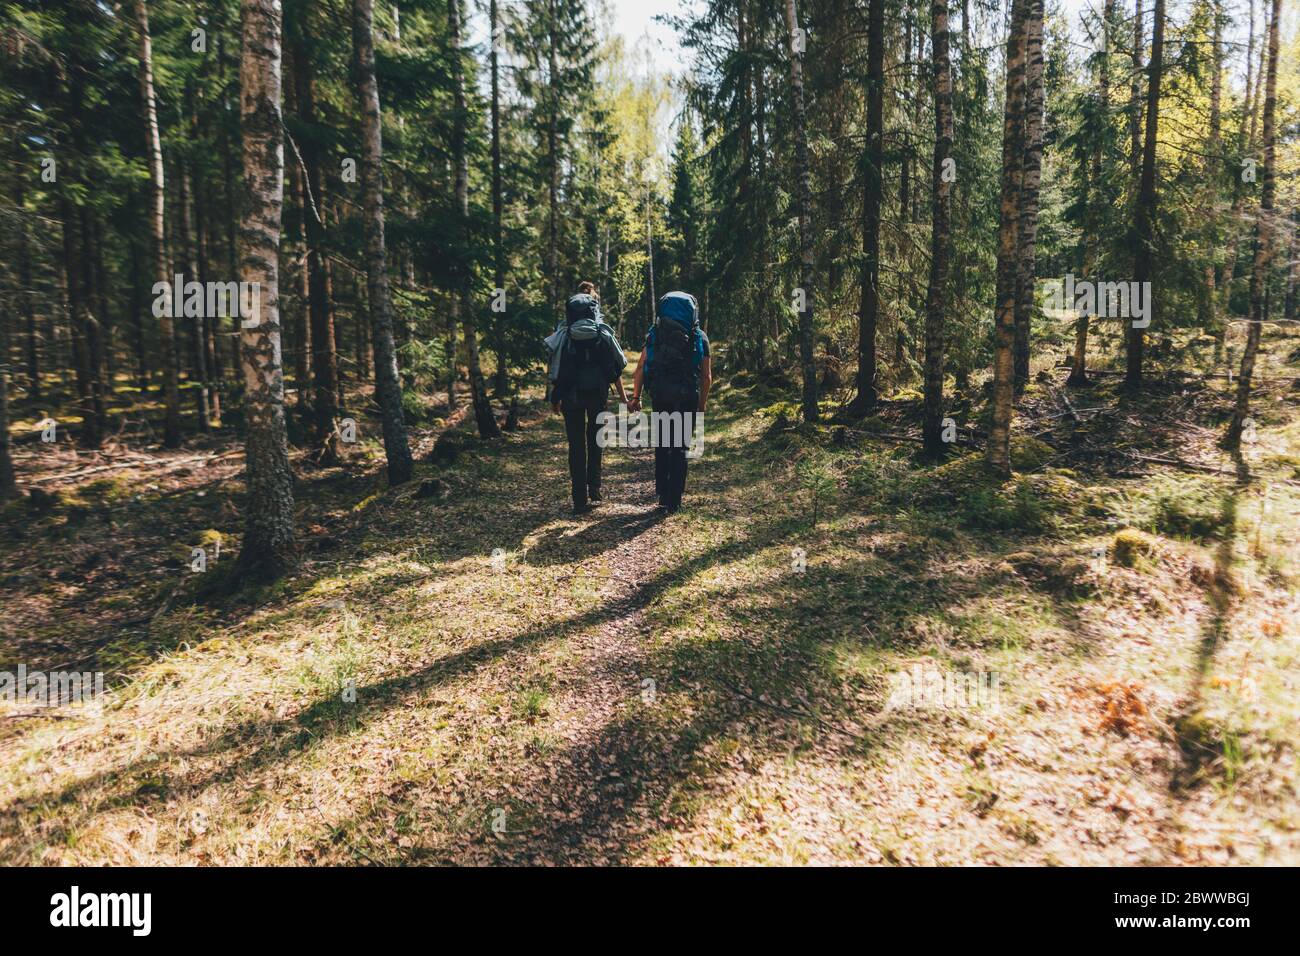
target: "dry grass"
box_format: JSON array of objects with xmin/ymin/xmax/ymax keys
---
[{"xmin": 1, "ymin": 331, "xmax": 1298, "ymax": 865}]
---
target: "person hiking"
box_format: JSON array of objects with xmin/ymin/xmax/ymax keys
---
[
  {"xmin": 546, "ymin": 282, "xmax": 629, "ymax": 514},
  {"xmin": 629, "ymin": 291, "xmax": 711, "ymax": 514}
]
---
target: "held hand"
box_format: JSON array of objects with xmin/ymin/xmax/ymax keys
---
[{"xmin": 628, "ymin": 397, "xmax": 641, "ymax": 413}]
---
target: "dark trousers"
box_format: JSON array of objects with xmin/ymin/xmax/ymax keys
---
[
  {"xmin": 562, "ymin": 388, "xmax": 607, "ymax": 506},
  {"xmin": 653, "ymin": 398, "xmax": 697, "ymax": 510}
]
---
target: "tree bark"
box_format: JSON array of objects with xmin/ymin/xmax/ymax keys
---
[
  {"xmin": 850, "ymin": 0, "xmax": 884, "ymax": 413},
  {"xmin": 352, "ymin": 0, "xmax": 415, "ymax": 482},
  {"xmin": 1070, "ymin": 0, "xmax": 1115, "ymax": 387},
  {"xmin": 61, "ymin": 193, "xmax": 100, "ymax": 450},
  {"xmin": 900, "ymin": 10, "xmax": 912, "ymax": 228},
  {"xmin": 235, "ymin": 0, "xmax": 297, "ymax": 577},
  {"xmin": 546, "ymin": 0, "xmax": 560, "ymax": 323},
  {"xmin": 1226, "ymin": 0, "xmax": 1280, "ymax": 450},
  {"xmin": 13, "ymin": 176, "xmax": 40, "ymax": 402},
  {"xmin": 1198, "ymin": 0, "xmax": 1221, "ymax": 350},
  {"xmin": 283, "ymin": 60, "xmax": 312, "ymax": 421},
  {"xmin": 289, "ymin": 1, "xmax": 342, "ymax": 463},
  {"xmin": 0, "ymin": 280, "xmax": 17, "ymax": 499},
  {"xmin": 446, "ymin": 0, "xmax": 500, "ymax": 439},
  {"xmin": 133, "ymin": 0, "xmax": 182, "ymax": 447},
  {"xmin": 1126, "ymin": 0, "xmax": 1164, "ymax": 390},
  {"xmin": 922, "ymin": 0, "xmax": 954, "ymax": 457},
  {"xmin": 489, "ymin": 0, "xmax": 508, "ymax": 394},
  {"xmin": 785, "ymin": 0, "xmax": 819, "ymax": 423},
  {"xmin": 178, "ymin": 161, "xmax": 212, "ymax": 431},
  {"xmin": 1013, "ymin": 0, "xmax": 1045, "ymax": 393},
  {"xmin": 986, "ymin": 0, "xmax": 1031, "ymax": 477},
  {"xmin": 1128, "ymin": 0, "xmax": 1143, "ymax": 184},
  {"xmin": 128, "ymin": 230, "xmax": 149, "ymax": 389},
  {"xmin": 189, "ymin": 81, "xmax": 222, "ymax": 425}
]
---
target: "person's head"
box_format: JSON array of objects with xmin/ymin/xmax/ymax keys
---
[{"xmin": 577, "ymin": 281, "xmax": 598, "ymax": 299}]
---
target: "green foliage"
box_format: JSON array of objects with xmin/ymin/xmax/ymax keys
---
[
  {"xmin": 1105, "ymin": 476, "xmax": 1231, "ymax": 541},
  {"xmin": 794, "ymin": 453, "xmax": 837, "ymax": 528}
]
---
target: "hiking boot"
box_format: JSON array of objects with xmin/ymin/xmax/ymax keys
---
[
  {"xmin": 572, "ymin": 502, "xmax": 592, "ymax": 515},
  {"xmin": 589, "ymin": 487, "xmax": 603, "ymax": 503}
]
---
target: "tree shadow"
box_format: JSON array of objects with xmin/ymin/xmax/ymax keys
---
[{"xmin": 1168, "ymin": 466, "xmax": 1245, "ymax": 793}]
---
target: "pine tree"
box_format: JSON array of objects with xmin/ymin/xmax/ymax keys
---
[
  {"xmin": 352, "ymin": 0, "xmax": 414, "ymax": 483},
  {"xmin": 922, "ymin": 0, "xmax": 955, "ymax": 457},
  {"xmin": 235, "ymin": 0, "xmax": 297, "ymax": 578},
  {"xmin": 133, "ymin": 0, "xmax": 181, "ymax": 448},
  {"xmin": 784, "ymin": 0, "xmax": 818, "ymax": 423},
  {"xmin": 1226, "ymin": 0, "xmax": 1280, "ymax": 451},
  {"xmin": 987, "ymin": 0, "xmax": 1032, "ymax": 477}
]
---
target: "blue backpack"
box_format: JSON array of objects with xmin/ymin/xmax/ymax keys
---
[{"xmin": 647, "ymin": 292, "xmax": 703, "ymax": 407}]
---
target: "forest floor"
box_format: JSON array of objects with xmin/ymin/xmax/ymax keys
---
[{"xmin": 1, "ymin": 329, "xmax": 1299, "ymax": 865}]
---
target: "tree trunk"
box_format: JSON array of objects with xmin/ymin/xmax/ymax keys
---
[
  {"xmin": 190, "ymin": 84, "xmax": 222, "ymax": 426},
  {"xmin": 290, "ymin": 3, "xmax": 342, "ymax": 463},
  {"xmin": 352, "ymin": 0, "xmax": 416, "ymax": 481},
  {"xmin": 61, "ymin": 197, "xmax": 99, "ymax": 450},
  {"xmin": 489, "ymin": 0, "xmax": 508, "ymax": 394},
  {"xmin": 1013, "ymin": 0, "xmax": 1045, "ymax": 393},
  {"xmin": 784, "ymin": 0, "xmax": 819, "ymax": 423},
  {"xmin": 1226, "ymin": 0, "xmax": 1280, "ymax": 450},
  {"xmin": 850, "ymin": 0, "xmax": 884, "ymax": 413},
  {"xmin": 986, "ymin": 0, "xmax": 1032, "ymax": 477},
  {"xmin": 1128, "ymin": 0, "xmax": 1143, "ymax": 184},
  {"xmin": 446, "ymin": 0, "xmax": 499, "ymax": 440},
  {"xmin": 1126, "ymin": 0, "xmax": 1164, "ymax": 391},
  {"xmin": 128, "ymin": 232, "xmax": 149, "ymax": 389},
  {"xmin": 235, "ymin": 0, "xmax": 297, "ymax": 578},
  {"xmin": 922, "ymin": 0, "xmax": 954, "ymax": 457},
  {"xmin": 283, "ymin": 61, "xmax": 312, "ymax": 421},
  {"xmin": 646, "ymin": 188, "xmax": 656, "ymax": 332},
  {"xmin": 12, "ymin": 177, "xmax": 40, "ymax": 402},
  {"xmin": 133, "ymin": 0, "xmax": 182, "ymax": 447},
  {"xmin": 219, "ymin": 30, "xmax": 240, "ymax": 382},
  {"xmin": 546, "ymin": 0, "xmax": 560, "ymax": 322},
  {"xmin": 900, "ymin": 10, "xmax": 912, "ymax": 229},
  {"xmin": 62, "ymin": 74, "xmax": 106, "ymax": 450},
  {"xmin": 1285, "ymin": 216, "xmax": 1297, "ymax": 324},
  {"xmin": 178, "ymin": 162, "xmax": 212, "ymax": 431},
  {"xmin": 0, "ymin": 288, "xmax": 17, "ymax": 499},
  {"xmin": 1216, "ymin": 1, "xmax": 1268, "ymax": 362},
  {"xmin": 1198, "ymin": 0, "xmax": 1221, "ymax": 349},
  {"xmin": 1069, "ymin": 0, "xmax": 1115, "ymax": 387}
]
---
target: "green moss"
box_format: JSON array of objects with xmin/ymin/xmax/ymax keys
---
[
  {"xmin": 81, "ymin": 475, "xmax": 132, "ymax": 505},
  {"xmin": 1010, "ymin": 437, "xmax": 1056, "ymax": 471},
  {"xmin": 1112, "ymin": 528, "xmax": 1158, "ymax": 568}
]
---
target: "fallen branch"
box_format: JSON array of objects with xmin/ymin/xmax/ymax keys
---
[
  {"xmin": 1043, "ymin": 380, "xmax": 1081, "ymax": 426},
  {"xmin": 26, "ymin": 450, "xmax": 242, "ymax": 485}
]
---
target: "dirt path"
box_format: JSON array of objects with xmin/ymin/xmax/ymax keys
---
[{"xmin": 459, "ymin": 440, "xmax": 673, "ymax": 864}]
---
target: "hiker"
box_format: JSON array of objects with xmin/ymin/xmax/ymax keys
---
[
  {"xmin": 546, "ymin": 282, "xmax": 629, "ymax": 514},
  {"xmin": 630, "ymin": 291, "xmax": 711, "ymax": 514}
]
